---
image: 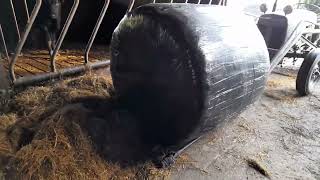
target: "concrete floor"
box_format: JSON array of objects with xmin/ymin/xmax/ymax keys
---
[{"xmin": 170, "ymin": 73, "xmax": 320, "ymax": 180}]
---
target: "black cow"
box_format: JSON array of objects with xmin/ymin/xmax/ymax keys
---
[
  {"xmin": 0, "ymin": 0, "xmax": 62, "ymax": 54},
  {"xmin": 1, "ymin": 0, "xmax": 223, "ymax": 55},
  {"xmin": 29, "ymin": 0, "xmax": 62, "ymax": 54}
]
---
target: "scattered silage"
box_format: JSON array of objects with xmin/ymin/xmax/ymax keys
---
[{"xmin": 0, "ymin": 73, "xmax": 170, "ymax": 180}]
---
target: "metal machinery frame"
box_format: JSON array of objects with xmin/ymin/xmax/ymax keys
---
[{"xmin": 268, "ymin": 3, "xmax": 320, "ymax": 72}]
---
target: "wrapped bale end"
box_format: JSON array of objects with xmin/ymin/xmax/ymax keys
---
[{"xmin": 110, "ymin": 4, "xmax": 270, "ymax": 147}]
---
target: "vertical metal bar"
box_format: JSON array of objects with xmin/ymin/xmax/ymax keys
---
[
  {"xmin": 197, "ymin": 0, "xmax": 201, "ymax": 4},
  {"xmin": 170, "ymin": 0, "xmax": 174, "ymax": 3},
  {"xmin": 0, "ymin": 24, "xmax": 10, "ymax": 61},
  {"xmin": 272, "ymin": 0, "xmax": 278, "ymax": 12},
  {"xmin": 50, "ymin": 0, "xmax": 80, "ymax": 72},
  {"xmin": 209, "ymin": 0, "xmax": 212, "ymax": 4},
  {"xmin": 84, "ymin": 0, "xmax": 110, "ymax": 64},
  {"xmin": 127, "ymin": 0, "xmax": 135, "ymax": 13},
  {"xmin": 10, "ymin": 0, "xmax": 21, "ymax": 40},
  {"xmin": 24, "ymin": 0, "xmax": 30, "ymax": 21},
  {"xmin": 9, "ymin": 0, "xmax": 42, "ymax": 82},
  {"xmin": 185, "ymin": 0, "xmax": 188, "ymax": 3},
  {"xmin": 153, "ymin": 0, "xmax": 156, "ymax": 3}
]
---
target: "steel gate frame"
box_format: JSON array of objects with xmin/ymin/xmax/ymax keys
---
[{"xmin": 0, "ymin": 0, "xmax": 225, "ymax": 88}]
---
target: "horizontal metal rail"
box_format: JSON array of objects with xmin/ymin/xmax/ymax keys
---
[
  {"xmin": 9, "ymin": 0, "xmax": 42, "ymax": 82},
  {"xmin": 293, "ymin": 3, "xmax": 320, "ymax": 13},
  {"xmin": 50, "ymin": 0, "xmax": 80, "ymax": 72},
  {"xmin": 303, "ymin": 28, "xmax": 320, "ymax": 34},
  {"xmin": 151, "ymin": 0, "xmax": 218, "ymax": 4},
  {"xmin": 153, "ymin": 0, "xmax": 175, "ymax": 3},
  {"xmin": 5, "ymin": 0, "xmax": 225, "ymax": 87},
  {"xmin": 14, "ymin": 61, "xmax": 110, "ymax": 87},
  {"xmin": 84, "ymin": 0, "xmax": 111, "ymax": 64}
]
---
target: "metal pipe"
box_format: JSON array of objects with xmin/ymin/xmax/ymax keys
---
[
  {"xmin": 270, "ymin": 21, "xmax": 310, "ymax": 71},
  {"xmin": 170, "ymin": 0, "xmax": 174, "ymax": 3},
  {"xmin": 14, "ymin": 60, "xmax": 110, "ymax": 87},
  {"xmin": 84, "ymin": 0, "xmax": 110, "ymax": 64},
  {"xmin": 270, "ymin": 20, "xmax": 320, "ymax": 71},
  {"xmin": 24, "ymin": 0, "xmax": 30, "ymax": 21},
  {"xmin": 301, "ymin": 36, "xmax": 318, "ymax": 49},
  {"xmin": 0, "ymin": 24, "xmax": 10, "ymax": 61},
  {"xmin": 50, "ymin": 0, "xmax": 80, "ymax": 72},
  {"xmin": 197, "ymin": 0, "xmax": 201, "ymax": 4},
  {"xmin": 272, "ymin": 0, "xmax": 278, "ymax": 12},
  {"xmin": 153, "ymin": 0, "xmax": 156, "ymax": 3},
  {"xmin": 173, "ymin": 137, "xmax": 200, "ymax": 159},
  {"xmin": 10, "ymin": 0, "xmax": 21, "ymax": 40},
  {"xmin": 9, "ymin": 0, "xmax": 42, "ymax": 82},
  {"xmin": 209, "ymin": 0, "xmax": 212, "ymax": 5},
  {"xmin": 127, "ymin": 0, "xmax": 135, "ymax": 13},
  {"xmin": 293, "ymin": 3, "xmax": 320, "ymax": 12},
  {"xmin": 303, "ymin": 28, "xmax": 320, "ymax": 34}
]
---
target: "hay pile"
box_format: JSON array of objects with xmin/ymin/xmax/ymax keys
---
[{"xmin": 0, "ymin": 73, "xmax": 170, "ymax": 179}]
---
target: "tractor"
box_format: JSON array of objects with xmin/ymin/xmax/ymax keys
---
[{"xmin": 256, "ymin": 0, "xmax": 320, "ymax": 95}]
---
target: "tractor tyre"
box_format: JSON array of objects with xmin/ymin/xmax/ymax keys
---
[{"xmin": 296, "ymin": 48, "xmax": 320, "ymax": 96}]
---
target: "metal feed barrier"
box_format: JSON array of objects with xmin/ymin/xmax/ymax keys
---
[{"xmin": 0, "ymin": 0, "xmax": 227, "ymax": 88}]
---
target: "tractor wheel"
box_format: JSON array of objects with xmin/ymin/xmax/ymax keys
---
[{"xmin": 296, "ymin": 49, "xmax": 320, "ymax": 96}]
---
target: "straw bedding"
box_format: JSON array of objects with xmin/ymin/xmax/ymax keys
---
[{"xmin": 0, "ymin": 73, "xmax": 169, "ymax": 179}]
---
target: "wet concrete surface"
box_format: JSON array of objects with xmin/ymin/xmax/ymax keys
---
[{"xmin": 170, "ymin": 73, "xmax": 320, "ymax": 180}]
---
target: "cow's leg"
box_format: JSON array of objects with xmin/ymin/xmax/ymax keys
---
[
  {"xmin": 49, "ymin": 0, "xmax": 61, "ymax": 53},
  {"xmin": 43, "ymin": 26, "xmax": 53, "ymax": 56},
  {"xmin": 50, "ymin": 30, "xmax": 57, "ymax": 51}
]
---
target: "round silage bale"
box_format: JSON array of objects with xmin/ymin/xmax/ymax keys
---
[{"xmin": 110, "ymin": 4, "xmax": 270, "ymax": 147}]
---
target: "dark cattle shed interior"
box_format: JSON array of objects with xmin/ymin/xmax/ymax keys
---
[
  {"xmin": 0, "ymin": 0, "xmax": 222, "ymax": 52},
  {"xmin": 1, "ymin": 1, "xmax": 320, "ymax": 180}
]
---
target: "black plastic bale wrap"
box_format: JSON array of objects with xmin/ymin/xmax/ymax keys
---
[{"xmin": 110, "ymin": 4, "xmax": 270, "ymax": 147}]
